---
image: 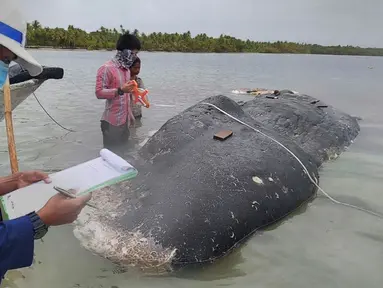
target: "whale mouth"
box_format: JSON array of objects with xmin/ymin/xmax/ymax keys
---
[
  {"xmin": 73, "ymin": 186, "xmax": 177, "ymax": 275},
  {"xmin": 73, "ymin": 219, "xmax": 177, "ymax": 274}
]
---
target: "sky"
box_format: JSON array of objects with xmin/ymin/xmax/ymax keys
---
[{"xmin": 20, "ymin": 0, "xmax": 383, "ymax": 48}]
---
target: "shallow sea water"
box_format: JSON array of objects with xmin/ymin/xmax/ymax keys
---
[{"xmin": 1, "ymin": 51, "xmax": 383, "ymax": 288}]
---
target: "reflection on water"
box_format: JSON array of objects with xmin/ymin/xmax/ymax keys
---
[{"xmin": 1, "ymin": 51, "xmax": 383, "ymax": 288}]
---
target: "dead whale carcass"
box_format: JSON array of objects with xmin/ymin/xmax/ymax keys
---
[{"xmin": 73, "ymin": 93, "xmax": 359, "ymax": 274}]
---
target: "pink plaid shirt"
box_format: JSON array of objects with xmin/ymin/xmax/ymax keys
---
[{"xmin": 95, "ymin": 60, "xmax": 135, "ymax": 126}]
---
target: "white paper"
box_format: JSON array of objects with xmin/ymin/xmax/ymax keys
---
[
  {"xmin": 1, "ymin": 149, "xmax": 137, "ymax": 220},
  {"xmin": 100, "ymin": 148, "xmax": 134, "ymax": 173}
]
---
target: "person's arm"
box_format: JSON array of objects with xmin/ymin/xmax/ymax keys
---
[
  {"xmin": 0, "ymin": 187, "xmax": 92, "ymax": 279},
  {"xmin": 0, "ymin": 174, "xmax": 18, "ymax": 196},
  {"xmin": 0, "ymin": 171, "xmax": 51, "ymax": 197},
  {"xmin": 0, "ymin": 216, "xmax": 34, "ymax": 276},
  {"xmin": 95, "ymin": 65, "xmax": 118, "ymax": 100},
  {"xmin": 137, "ymin": 77, "xmax": 145, "ymax": 89}
]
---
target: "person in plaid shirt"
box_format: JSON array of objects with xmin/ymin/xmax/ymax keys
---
[{"xmin": 95, "ymin": 33, "xmax": 141, "ymax": 154}]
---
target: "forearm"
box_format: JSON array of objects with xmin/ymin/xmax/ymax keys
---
[
  {"xmin": 95, "ymin": 65, "xmax": 118, "ymax": 100},
  {"xmin": 0, "ymin": 215, "xmax": 34, "ymax": 275},
  {"xmin": 0, "ymin": 174, "xmax": 18, "ymax": 196},
  {"xmin": 137, "ymin": 78, "xmax": 145, "ymax": 89},
  {"xmin": 95, "ymin": 88, "xmax": 118, "ymax": 100}
]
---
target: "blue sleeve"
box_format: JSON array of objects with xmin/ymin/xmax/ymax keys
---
[{"xmin": 0, "ymin": 215, "xmax": 34, "ymax": 279}]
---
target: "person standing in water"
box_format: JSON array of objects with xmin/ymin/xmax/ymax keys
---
[
  {"xmin": 95, "ymin": 33, "xmax": 141, "ymax": 155},
  {"xmin": 129, "ymin": 57, "xmax": 146, "ymax": 119}
]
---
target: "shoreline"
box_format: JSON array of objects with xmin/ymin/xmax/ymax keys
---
[
  {"xmin": 26, "ymin": 46, "xmax": 109, "ymax": 52},
  {"xmin": 25, "ymin": 46, "xmax": 383, "ymax": 57},
  {"xmin": 25, "ymin": 20, "xmax": 383, "ymax": 57}
]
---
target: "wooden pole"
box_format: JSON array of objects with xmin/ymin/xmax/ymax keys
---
[{"xmin": 3, "ymin": 75, "xmax": 19, "ymax": 174}]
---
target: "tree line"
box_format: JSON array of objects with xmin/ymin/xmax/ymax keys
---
[{"xmin": 26, "ymin": 21, "xmax": 383, "ymax": 56}]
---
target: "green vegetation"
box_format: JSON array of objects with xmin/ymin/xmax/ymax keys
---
[{"xmin": 26, "ymin": 21, "xmax": 383, "ymax": 56}]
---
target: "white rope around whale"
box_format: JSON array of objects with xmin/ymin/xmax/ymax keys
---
[{"xmin": 200, "ymin": 102, "xmax": 383, "ymax": 219}]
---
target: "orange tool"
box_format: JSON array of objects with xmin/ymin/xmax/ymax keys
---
[{"xmin": 130, "ymin": 80, "xmax": 150, "ymax": 108}]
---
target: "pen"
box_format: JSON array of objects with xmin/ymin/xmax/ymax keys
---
[{"xmin": 53, "ymin": 186, "xmax": 98, "ymax": 209}]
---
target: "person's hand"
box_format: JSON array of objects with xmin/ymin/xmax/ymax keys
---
[
  {"xmin": 16, "ymin": 170, "xmax": 51, "ymax": 189},
  {"xmin": 37, "ymin": 192, "xmax": 92, "ymax": 226},
  {"xmin": 121, "ymin": 81, "xmax": 135, "ymax": 93}
]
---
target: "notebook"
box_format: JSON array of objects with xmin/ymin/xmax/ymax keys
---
[{"xmin": 0, "ymin": 149, "xmax": 138, "ymax": 220}]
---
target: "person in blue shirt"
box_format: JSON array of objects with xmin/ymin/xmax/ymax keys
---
[{"xmin": 0, "ymin": 1, "xmax": 92, "ymax": 283}]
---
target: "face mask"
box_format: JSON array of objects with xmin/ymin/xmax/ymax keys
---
[{"xmin": 0, "ymin": 60, "xmax": 9, "ymax": 89}]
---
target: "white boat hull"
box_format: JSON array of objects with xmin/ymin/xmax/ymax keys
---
[{"xmin": 0, "ymin": 79, "xmax": 45, "ymax": 121}]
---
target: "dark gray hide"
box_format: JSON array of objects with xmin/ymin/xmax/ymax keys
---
[
  {"xmin": 241, "ymin": 91, "xmax": 360, "ymax": 165},
  {"xmin": 74, "ymin": 94, "xmax": 359, "ymax": 272}
]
